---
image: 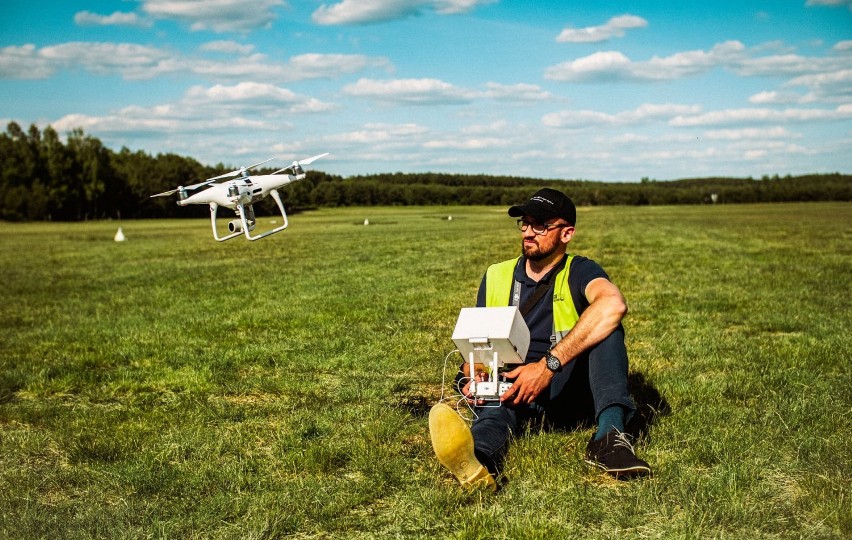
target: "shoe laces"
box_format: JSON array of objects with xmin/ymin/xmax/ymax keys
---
[{"xmin": 612, "ymin": 431, "xmax": 636, "ymax": 453}]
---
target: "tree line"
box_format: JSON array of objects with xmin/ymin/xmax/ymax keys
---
[{"xmin": 2, "ymin": 122, "xmax": 850, "ymax": 221}]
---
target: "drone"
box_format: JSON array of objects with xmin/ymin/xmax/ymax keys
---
[{"xmin": 151, "ymin": 153, "xmax": 328, "ymax": 241}]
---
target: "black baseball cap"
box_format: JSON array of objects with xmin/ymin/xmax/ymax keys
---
[{"xmin": 508, "ymin": 188, "xmax": 576, "ymax": 225}]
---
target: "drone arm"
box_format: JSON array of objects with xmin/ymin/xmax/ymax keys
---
[
  {"xmin": 242, "ymin": 189, "xmax": 289, "ymax": 241},
  {"xmin": 209, "ymin": 202, "xmax": 242, "ymax": 242}
]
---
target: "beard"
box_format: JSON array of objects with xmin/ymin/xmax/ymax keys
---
[{"xmin": 522, "ymin": 238, "xmax": 560, "ymax": 261}]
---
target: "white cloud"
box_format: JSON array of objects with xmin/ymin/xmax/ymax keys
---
[
  {"xmin": 785, "ymin": 69, "xmax": 852, "ymax": 93},
  {"xmin": 482, "ymin": 82, "xmax": 553, "ymax": 101},
  {"xmin": 341, "ymin": 78, "xmax": 554, "ymax": 105},
  {"xmin": 182, "ymin": 82, "xmax": 339, "ymax": 113},
  {"xmin": 556, "ymin": 14, "xmax": 647, "ymax": 43},
  {"xmin": 312, "ymin": 0, "xmax": 494, "ymax": 25},
  {"xmin": 325, "ymin": 123, "xmax": 429, "ymax": 145},
  {"xmin": 834, "ymin": 40, "xmax": 852, "ymax": 52},
  {"xmin": 51, "ymin": 82, "xmax": 333, "ymax": 139},
  {"xmin": 0, "ymin": 42, "xmax": 391, "ymax": 83},
  {"xmin": 343, "ymin": 78, "xmax": 477, "ymax": 104},
  {"xmin": 737, "ymin": 140, "xmax": 810, "ymax": 160},
  {"xmin": 806, "ymin": 0, "xmax": 852, "ymax": 10},
  {"xmin": 74, "ymin": 11, "xmax": 150, "ymax": 27},
  {"xmin": 542, "ymin": 103, "xmax": 702, "ymax": 128},
  {"xmin": 644, "ymin": 41, "xmax": 747, "ymax": 77},
  {"xmin": 544, "ymin": 40, "xmax": 852, "ymax": 87},
  {"xmin": 545, "ymin": 41, "xmax": 746, "ymax": 82},
  {"xmin": 39, "ymin": 42, "xmax": 179, "ymax": 80},
  {"xmin": 423, "ymin": 137, "xmax": 509, "ymax": 150},
  {"xmin": 290, "ymin": 98, "xmax": 338, "ymax": 114},
  {"xmin": 199, "ymin": 41, "xmax": 255, "ymax": 55},
  {"xmin": 52, "ymin": 110, "xmax": 265, "ymax": 135},
  {"xmin": 285, "ymin": 53, "xmax": 393, "ymax": 80},
  {"xmin": 423, "ymin": 120, "xmax": 514, "ymax": 150},
  {"xmin": 186, "ymin": 82, "xmax": 336, "ymax": 115},
  {"xmin": 311, "ymin": 120, "xmax": 529, "ymax": 173},
  {"xmin": 0, "ymin": 42, "xmax": 180, "ymax": 80},
  {"xmin": 314, "ymin": 0, "xmax": 418, "ymax": 24},
  {"xmin": 702, "ymin": 127, "xmax": 796, "ymax": 140},
  {"xmin": 0, "ymin": 44, "xmax": 56, "ymax": 79},
  {"xmin": 186, "ymin": 82, "xmax": 301, "ymax": 104},
  {"xmin": 669, "ymin": 104, "xmax": 852, "ymax": 127},
  {"xmin": 749, "ymin": 91, "xmax": 812, "ymax": 105},
  {"xmin": 461, "ymin": 120, "xmax": 509, "ymax": 134},
  {"xmin": 602, "ymin": 133, "xmax": 651, "ymax": 144},
  {"xmin": 732, "ymin": 53, "xmax": 844, "ymax": 77},
  {"xmin": 544, "ymin": 51, "xmax": 633, "ymax": 82},
  {"xmin": 141, "ymin": 0, "xmax": 285, "ymax": 32}
]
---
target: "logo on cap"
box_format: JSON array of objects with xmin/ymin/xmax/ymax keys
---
[{"xmin": 531, "ymin": 196, "xmax": 555, "ymax": 206}]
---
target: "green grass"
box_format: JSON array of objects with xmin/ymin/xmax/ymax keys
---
[{"xmin": 1, "ymin": 203, "xmax": 850, "ymax": 539}]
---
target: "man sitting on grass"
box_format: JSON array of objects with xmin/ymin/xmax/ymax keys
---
[{"xmin": 429, "ymin": 188, "xmax": 651, "ymax": 490}]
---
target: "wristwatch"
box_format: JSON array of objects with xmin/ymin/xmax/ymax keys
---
[{"xmin": 544, "ymin": 352, "xmax": 562, "ymax": 372}]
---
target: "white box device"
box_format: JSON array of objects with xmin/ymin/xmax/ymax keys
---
[
  {"xmin": 451, "ymin": 307, "xmax": 530, "ymax": 401},
  {"xmin": 452, "ymin": 306, "xmax": 530, "ymax": 366}
]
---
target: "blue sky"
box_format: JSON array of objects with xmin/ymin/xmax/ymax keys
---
[{"xmin": 1, "ymin": 0, "xmax": 850, "ymax": 180}]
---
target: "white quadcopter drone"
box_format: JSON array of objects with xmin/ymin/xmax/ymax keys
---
[{"xmin": 151, "ymin": 153, "xmax": 328, "ymax": 241}]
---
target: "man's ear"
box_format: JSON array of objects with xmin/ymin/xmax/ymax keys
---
[{"xmin": 561, "ymin": 226, "xmax": 575, "ymax": 244}]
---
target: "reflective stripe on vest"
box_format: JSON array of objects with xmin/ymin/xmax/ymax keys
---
[{"xmin": 484, "ymin": 255, "xmax": 580, "ymax": 338}]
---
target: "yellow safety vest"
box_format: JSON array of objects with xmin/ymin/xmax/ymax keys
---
[{"xmin": 484, "ymin": 255, "xmax": 580, "ymax": 340}]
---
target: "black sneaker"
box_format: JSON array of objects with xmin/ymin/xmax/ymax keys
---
[{"xmin": 584, "ymin": 430, "xmax": 651, "ymax": 478}]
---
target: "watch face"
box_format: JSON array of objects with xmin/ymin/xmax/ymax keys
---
[{"xmin": 546, "ymin": 354, "xmax": 560, "ymax": 371}]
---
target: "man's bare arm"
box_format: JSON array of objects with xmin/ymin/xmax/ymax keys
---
[
  {"xmin": 499, "ymin": 277, "xmax": 627, "ymax": 405},
  {"xmin": 549, "ymin": 277, "xmax": 627, "ymax": 365}
]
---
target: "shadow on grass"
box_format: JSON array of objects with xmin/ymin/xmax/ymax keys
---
[
  {"xmin": 626, "ymin": 371, "xmax": 671, "ymax": 443},
  {"xmin": 0, "ymin": 372, "xmax": 24, "ymax": 405},
  {"xmin": 395, "ymin": 381, "xmax": 442, "ymax": 418},
  {"xmin": 395, "ymin": 371, "xmax": 671, "ymax": 444}
]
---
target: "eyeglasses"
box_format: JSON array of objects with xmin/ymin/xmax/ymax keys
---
[{"xmin": 516, "ymin": 219, "xmax": 567, "ymax": 235}]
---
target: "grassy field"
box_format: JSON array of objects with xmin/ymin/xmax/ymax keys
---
[{"xmin": 1, "ymin": 203, "xmax": 849, "ymax": 539}]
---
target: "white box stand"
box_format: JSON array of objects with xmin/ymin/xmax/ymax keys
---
[{"xmin": 451, "ymin": 307, "xmax": 530, "ymax": 400}]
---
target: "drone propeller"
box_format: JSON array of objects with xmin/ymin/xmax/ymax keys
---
[
  {"xmin": 151, "ymin": 187, "xmax": 181, "ymax": 198},
  {"xmin": 150, "ymin": 181, "xmax": 216, "ymax": 198},
  {"xmin": 272, "ymin": 152, "xmax": 329, "ymax": 175},
  {"xmin": 149, "ymin": 157, "xmax": 274, "ymax": 198},
  {"xmin": 205, "ymin": 157, "xmax": 274, "ymax": 182}
]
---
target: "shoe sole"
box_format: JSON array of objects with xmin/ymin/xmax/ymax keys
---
[
  {"xmin": 583, "ymin": 459, "xmax": 651, "ymax": 478},
  {"xmin": 429, "ymin": 403, "xmax": 496, "ymax": 490},
  {"xmin": 583, "ymin": 457, "xmax": 651, "ymax": 478}
]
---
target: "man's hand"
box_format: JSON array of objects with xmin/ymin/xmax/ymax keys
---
[
  {"xmin": 499, "ymin": 360, "xmax": 554, "ymax": 406},
  {"xmin": 461, "ymin": 369, "xmax": 489, "ymax": 406}
]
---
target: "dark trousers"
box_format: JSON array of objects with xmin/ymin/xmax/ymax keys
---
[{"xmin": 470, "ymin": 326, "xmax": 635, "ymax": 475}]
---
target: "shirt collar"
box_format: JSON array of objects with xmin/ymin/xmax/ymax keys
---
[{"xmin": 514, "ymin": 254, "xmax": 568, "ymax": 285}]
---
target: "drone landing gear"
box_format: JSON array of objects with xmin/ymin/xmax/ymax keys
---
[{"xmin": 210, "ymin": 189, "xmax": 290, "ymax": 242}]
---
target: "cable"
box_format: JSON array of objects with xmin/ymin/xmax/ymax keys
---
[
  {"xmin": 439, "ymin": 349, "xmax": 483, "ymax": 421},
  {"xmin": 439, "ymin": 349, "xmax": 460, "ymax": 403}
]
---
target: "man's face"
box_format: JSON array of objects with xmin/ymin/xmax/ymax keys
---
[{"xmin": 520, "ymin": 216, "xmax": 571, "ymax": 261}]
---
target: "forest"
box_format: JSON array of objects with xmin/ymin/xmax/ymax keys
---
[{"xmin": 2, "ymin": 122, "xmax": 850, "ymax": 221}]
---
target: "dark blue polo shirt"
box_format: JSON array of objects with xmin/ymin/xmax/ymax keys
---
[{"xmin": 476, "ymin": 254, "xmax": 609, "ymax": 363}]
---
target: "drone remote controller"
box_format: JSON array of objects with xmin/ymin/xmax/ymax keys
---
[
  {"xmin": 470, "ymin": 379, "xmax": 514, "ymax": 401},
  {"xmin": 451, "ymin": 307, "xmax": 530, "ymax": 405}
]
